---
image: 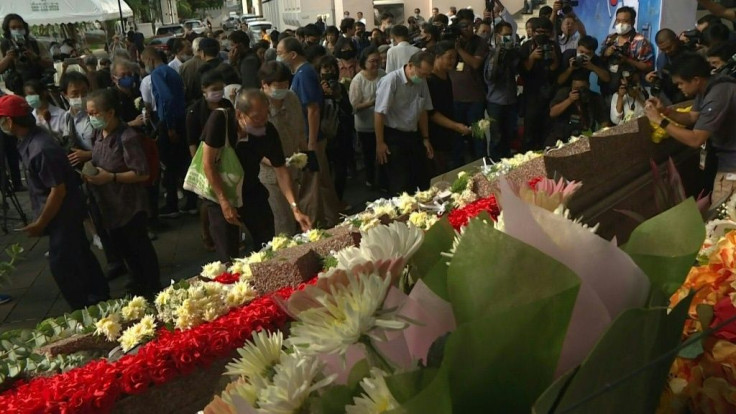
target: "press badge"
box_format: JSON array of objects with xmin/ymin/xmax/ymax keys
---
[
  {"xmin": 700, "ymin": 144, "xmax": 707, "ymax": 170},
  {"xmin": 456, "ymin": 62, "xmax": 465, "ymax": 71},
  {"xmin": 726, "ymin": 173, "xmax": 736, "ymax": 181}
]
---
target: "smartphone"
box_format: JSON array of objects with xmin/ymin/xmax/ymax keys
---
[{"xmin": 64, "ymin": 57, "xmax": 81, "ymax": 65}]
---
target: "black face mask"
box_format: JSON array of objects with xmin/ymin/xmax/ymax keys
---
[
  {"xmin": 336, "ymin": 50, "xmax": 357, "ymax": 60},
  {"xmin": 321, "ymin": 73, "xmax": 338, "ymax": 81}
]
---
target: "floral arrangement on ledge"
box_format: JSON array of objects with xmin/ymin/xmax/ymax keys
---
[
  {"xmin": 202, "ymin": 178, "xmax": 706, "ymax": 413},
  {"xmin": 658, "ymin": 193, "xmax": 736, "ymax": 413}
]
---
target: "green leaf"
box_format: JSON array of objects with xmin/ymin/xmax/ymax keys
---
[
  {"xmin": 408, "ymin": 218, "xmax": 455, "ymax": 300},
  {"xmin": 533, "ymin": 368, "xmax": 579, "ymax": 414},
  {"xmin": 677, "ymin": 338, "xmax": 704, "ymax": 359},
  {"xmin": 551, "ymin": 293, "xmax": 693, "ymax": 414},
  {"xmin": 312, "ymin": 385, "xmax": 356, "ymax": 414},
  {"xmin": 347, "ymin": 359, "xmax": 370, "ymax": 390},
  {"xmin": 391, "ymin": 366, "xmax": 452, "ymax": 414},
  {"xmin": 384, "ymin": 368, "xmax": 438, "ymax": 404},
  {"xmin": 623, "ymin": 199, "xmax": 705, "ymax": 302},
  {"xmin": 447, "ymin": 217, "xmax": 580, "ymax": 325},
  {"xmin": 697, "ymin": 304, "xmax": 715, "ymax": 329}
]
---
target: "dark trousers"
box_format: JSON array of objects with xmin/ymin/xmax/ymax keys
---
[
  {"xmin": 108, "ymin": 212, "xmax": 161, "ymax": 298},
  {"xmin": 486, "ymin": 102, "xmax": 518, "ymax": 161},
  {"xmin": 523, "ymin": 96, "xmax": 551, "ymax": 152},
  {"xmin": 207, "ymin": 194, "xmax": 275, "ymax": 263},
  {"xmin": 358, "ymin": 131, "xmax": 389, "ymax": 189},
  {"xmin": 48, "ymin": 216, "xmax": 109, "ymax": 309},
  {"xmin": 87, "ymin": 187, "xmax": 123, "ymax": 267},
  {"xmin": 2, "ymin": 132, "xmax": 22, "ymax": 186},
  {"xmin": 157, "ymin": 122, "xmax": 196, "ymax": 211},
  {"xmin": 384, "ymin": 127, "xmax": 429, "ymax": 195},
  {"xmin": 452, "ymin": 101, "xmax": 486, "ymax": 168},
  {"xmin": 327, "ymin": 125, "xmax": 355, "ymax": 200}
]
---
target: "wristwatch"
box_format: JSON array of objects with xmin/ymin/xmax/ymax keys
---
[
  {"xmin": 659, "ymin": 118, "xmax": 670, "ymax": 129},
  {"xmin": 290, "ymin": 202, "xmax": 298, "ymax": 210}
]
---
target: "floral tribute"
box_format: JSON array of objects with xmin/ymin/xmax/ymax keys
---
[{"xmin": 0, "ymin": 286, "xmax": 296, "ymax": 413}]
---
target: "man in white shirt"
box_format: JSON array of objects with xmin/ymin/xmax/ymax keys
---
[
  {"xmin": 356, "ymin": 11, "xmax": 367, "ymax": 25},
  {"xmin": 167, "ymin": 38, "xmax": 192, "ymax": 73},
  {"xmin": 413, "ymin": 8, "xmax": 426, "ymax": 25},
  {"xmin": 386, "ymin": 25, "xmax": 420, "ymax": 73}
]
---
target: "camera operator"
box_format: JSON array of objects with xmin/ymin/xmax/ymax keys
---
[
  {"xmin": 644, "ymin": 52, "xmax": 736, "ymax": 202},
  {"xmin": 707, "ymin": 42, "xmax": 736, "ymax": 74},
  {"xmin": 449, "ymin": 9, "xmax": 489, "ymax": 162},
  {"xmin": 519, "ymin": 17, "xmax": 561, "ymax": 151},
  {"xmin": 600, "ymin": 7, "xmax": 654, "ymax": 93},
  {"xmin": 611, "ymin": 71, "xmax": 647, "ymax": 125},
  {"xmin": 484, "ymin": 21, "xmax": 520, "ymax": 160},
  {"xmin": 643, "ymin": 29, "xmax": 688, "ymax": 105},
  {"xmin": 0, "ymin": 14, "xmax": 53, "ymax": 96},
  {"xmin": 557, "ymin": 35, "xmax": 610, "ymax": 87},
  {"xmin": 417, "ymin": 23, "xmax": 441, "ymax": 51},
  {"xmin": 703, "ymin": 23, "xmax": 732, "ymax": 53},
  {"xmin": 547, "ymin": 71, "xmax": 609, "ymax": 146}
]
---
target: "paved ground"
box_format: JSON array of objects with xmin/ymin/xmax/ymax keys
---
[{"xmin": 0, "ymin": 176, "xmax": 381, "ymax": 334}]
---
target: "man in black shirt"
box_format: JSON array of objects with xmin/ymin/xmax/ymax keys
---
[
  {"xmin": 557, "ymin": 35, "xmax": 611, "ymax": 87},
  {"xmin": 519, "ymin": 17, "xmax": 561, "ymax": 151},
  {"xmin": 229, "ymin": 31, "xmax": 261, "ymax": 89},
  {"xmin": 547, "ymin": 71, "xmax": 609, "ymax": 146}
]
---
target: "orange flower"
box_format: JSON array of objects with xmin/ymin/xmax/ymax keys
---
[{"xmin": 710, "ymin": 231, "xmax": 736, "ymax": 273}]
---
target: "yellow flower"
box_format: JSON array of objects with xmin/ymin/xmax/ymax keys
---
[
  {"xmin": 396, "ymin": 192, "xmax": 418, "ymax": 215},
  {"xmin": 360, "ymin": 218, "xmax": 380, "ymax": 232},
  {"xmin": 121, "ymin": 296, "xmax": 148, "ymax": 322},
  {"xmin": 408, "ymin": 211, "xmax": 438, "ymax": 230},
  {"xmin": 226, "ymin": 281, "xmax": 257, "ymax": 307},
  {"xmin": 248, "ymin": 251, "xmax": 268, "ymax": 264},
  {"xmin": 118, "ymin": 315, "xmax": 156, "ymax": 352},
  {"xmin": 372, "ymin": 204, "xmax": 397, "ymax": 219},
  {"xmin": 94, "ymin": 315, "xmax": 122, "ymax": 341},
  {"xmin": 306, "ymin": 229, "xmax": 326, "ymax": 242},
  {"xmin": 201, "ymin": 261, "xmax": 227, "ymax": 279},
  {"xmin": 271, "ymin": 235, "xmax": 292, "ymax": 251}
]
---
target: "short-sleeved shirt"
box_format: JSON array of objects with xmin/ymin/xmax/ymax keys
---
[
  {"xmin": 349, "ymin": 70, "xmax": 386, "ymax": 132},
  {"xmin": 558, "ymin": 32, "xmax": 580, "ymax": 54},
  {"xmin": 203, "ymin": 108, "xmax": 286, "ymax": 197},
  {"xmin": 386, "ymin": 41, "xmax": 421, "ymax": 73},
  {"xmin": 140, "ymin": 75, "xmax": 157, "ymax": 112},
  {"xmin": 291, "ymin": 62, "xmax": 325, "ymax": 141},
  {"xmin": 64, "ymin": 109, "xmax": 95, "ymax": 150},
  {"xmin": 427, "ymin": 73, "xmax": 457, "ymax": 151},
  {"xmin": 547, "ymin": 87, "xmax": 608, "ymax": 141},
  {"xmin": 448, "ymin": 35, "xmax": 489, "ymax": 103},
  {"xmin": 186, "ymin": 98, "xmax": 233, "ymax": 147},
  {"xmin": 17, "ymin": 127, "xmax": 84, "ymax": 221},
  {"xmin": 599, "ymin": 31, "xmax": 654, "ymax": 94},
  {"xmin": 693, "ymin": 76, "xmax": 736, "ymax": 171},
  {"xmin": 375, "ymin": 67, "xmax": 433, "ymax": 132},
  {"xmin": 484, "ymin": 46, "xmax": 520, "ymax": 105},
  {"xmin": 90, "ymin": 124, "xmax": 150, "ymax": 229}
]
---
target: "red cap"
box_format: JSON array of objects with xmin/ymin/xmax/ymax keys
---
[{"xmin": 0, "ymin": 95, "xmax": 31, "ymax": 118}]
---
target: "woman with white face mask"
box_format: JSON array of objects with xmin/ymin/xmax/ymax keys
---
[
  {"xmin": 259, "ymin": 61, "xmax": 305, "ymax": 236},
  {"xmin": 185, "ymin": 70, "xmax": 232, "ymax": 252},
  {"xmin": 0, "ymin": 14, "xmax": 54, "ymax": 95}
]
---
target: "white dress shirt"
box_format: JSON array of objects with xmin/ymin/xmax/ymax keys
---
[{"xmin": 386, "ymin": 41, "xmax": 421, "ymax": 73}]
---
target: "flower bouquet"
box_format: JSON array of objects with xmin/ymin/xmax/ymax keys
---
[
  {"xmin": 285, "ymin": 152, "xmax": 308, "ymax": 170},
  {"xmin": 470, "ymin": 117, "xmax": 493, "ymax": 140}
]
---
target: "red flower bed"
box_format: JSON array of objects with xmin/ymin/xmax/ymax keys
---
[{"xmin": 0, "ymin": 285, "xmax": 298, "ymax": 413}]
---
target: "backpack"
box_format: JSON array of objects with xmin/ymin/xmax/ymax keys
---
[{"xmin": 320, "ymin": 98, "xmax": 339, "ymax": 139}]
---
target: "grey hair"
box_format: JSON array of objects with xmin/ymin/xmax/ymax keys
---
[
  {"xmin": 111, "ymin": 58, "xmax": 139, "ymax": 74},
  {"xmin": 192, "ymin": 37, "xmax": 202, "ymax": 53},
  {"xmin": 111, "ymin": 49, "xmax": 131, "ymax": 61},
  {"xmin": 235, "ymin": 88, "xmax": 269, "ymax": 113}
]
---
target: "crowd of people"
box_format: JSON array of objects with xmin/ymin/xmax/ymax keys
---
[{"xmin": 2, "ymin": 0, "xmax": 736, "ymax": 309}]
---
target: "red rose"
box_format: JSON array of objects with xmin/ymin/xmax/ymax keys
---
[
  {"xmin": 447, "ymin": 195, "xmax": 500, "ymax": 230},
  {"xmin": 711, "ymin": 296, "xmax": 736, "ymax": 341},
  {"xmin": 149, "ymin": 359, "xmax": 178, "ymax": 384},
  {"xmin": 214, "ymin": 272, "xmax": 240, "ymax": 284}
]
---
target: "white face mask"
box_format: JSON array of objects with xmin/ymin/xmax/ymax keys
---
[
  {"xmin": 69, "ymin": 97, "xmax": 86, "ymax": 112},
  {"xmin": 615, "ymin": 23, "xmax": 632, "ymax": 36}
]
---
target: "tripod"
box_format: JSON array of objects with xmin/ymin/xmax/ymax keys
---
[{"xmin": 0, "ymin": 134, "xmax": 27, "ymax": 233}]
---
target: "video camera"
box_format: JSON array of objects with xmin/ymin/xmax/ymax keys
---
[
  {"xmin": 442, "ymin": 24, "xmax": 462, "ymax": 42},
  {"xmin": 649, "ymin": 71, "xmax": 664, "ymax": 96},
  {"xmin": 682, "ymin": 29, "xmax": 702, "ymax": 49},
  {"xmin": 572, "ymin": 54, "xmax": 589, "ymax": 68},
  {"xmin": 717, "ymin": 53, "xmax": 736, "ymax": 78},
  {"xmin": 534, "ymin": 35, "xmax": 555, "ymax": 63}
]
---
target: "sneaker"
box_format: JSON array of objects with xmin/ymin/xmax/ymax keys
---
[
  {"xmin": 0, "ymin": 294, "xmax": 12, "ymax": 305},
  {"xmin": 159, "ymin": 207, "xmax": 180, "ymax": 219}
]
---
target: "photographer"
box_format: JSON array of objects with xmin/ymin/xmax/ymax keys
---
[
  {"xmin": 600, "ymin": 7, "xmax": 654, "ymax": 97},
  {"xmin": 450, "ymin": 9, "xmax": 490, "ymax": 162},
  {"xmin": 644, "ymin": 52, "xmax": 736, "ymax": 202},
  {"xmin": 557, "ymin": 35, "xmax": 610, "ymax": 87},
  {"xmin": 645, "ymin": 29, "xmax": 687, "ymax": 105},
  {"xmin": 707, "ymin": 42, "xmax": 736, "ymax": 73},
  {"xmin": 484, "ymin": 21, "xmax": 520, "ymax": 160},
  {"xmin": 0, "ymin": 14, "xmax": 53, "ymax": 96},
  {"xmin": 519, "ymin": 17, "xmax": 561, "ymax": 151},
  {"xmin": 610, "ymin": 72, "xmax": 647, "ymax": 125},
  {"xmin": 547, "ymin": 71, "xmax": 609, "ymax": 146}
]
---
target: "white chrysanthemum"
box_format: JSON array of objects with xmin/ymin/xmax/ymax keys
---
[
  {"xmin": 121, "ymin": 296, "xmax": 148, "ymax": 322},
  {"xmin": 441, "ymin": 227, "xmax": 466, "ymax": 264},
  {"xmin": 414, "ymin": 188, "xmax": 437, "ymax": 203},
  {"xmin": 286, "ymin": 272, "xmax": 408, "ymax": 356},
  {"xmin": 457, "ymin": 171, "xmax": 468, "ymax": 179},
  {"xmin": 226, "ymin": 281, "xmax": 257, "ymax": 307},
  {"xmin": 257, "ymin": 352, "xmax": 336, "ymax": 414},
  {"xmin": 248, "ymin": 251, "xmax": 268, "ymax": 264},
  {"xmin": 396, "ymin": 192, "xmax": 418, "ymax": 215},
  {"xmin": 94, "ymin": 315, "xmax": 122, "ymax": 341},
  {"xmin": 335, "ymin": 221, "xmax": 424, "ymax": 271},
  {"xmin": 201, "ymin": 261, "xmax": 227, "ymax": 279},
  {"xmin": 226, "ymin": 330, "xmax": 284, "ymax": 380},
  {"xmin": 228, "ymin": 258, "xmax": 252, "ymax": 279},
  {"xmin": 553, "ymin": 205, "xmax": 599, "ymax": 233},
  {"xmin": 286, "ymin": 152, "xmax": 308, "ymax": 169},
  {"xmin": 346, "ymin": 368, "xmax": 401, "ymax": 414},
  {"xmin": 118, "ymin": 315, "xmax": 156, "ymax": 352}
]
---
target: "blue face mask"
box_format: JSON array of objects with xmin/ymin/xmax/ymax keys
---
[
  {"xmin": 117, "ymin": 75, "xmax": 136, "ymax": 89},
  {"xmin": 269, "ymin": 88, "xmax": 289, "ymax": 100},
  {"xmin": 89, "ymin": 115, "xmax": 108, "ymax": 130},
  {"xmin": 25, "ymin": 94, "xmax": 41, "ymax": 109}
]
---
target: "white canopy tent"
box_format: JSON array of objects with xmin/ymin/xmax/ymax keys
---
[{"xmin": 0, "ymin": 0, "xmax": 133, "ymax": 25}]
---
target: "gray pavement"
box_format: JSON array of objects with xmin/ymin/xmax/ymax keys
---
[{"xmin": 0, "ymin": 175, "xmax": 381, "ymax": 334}]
